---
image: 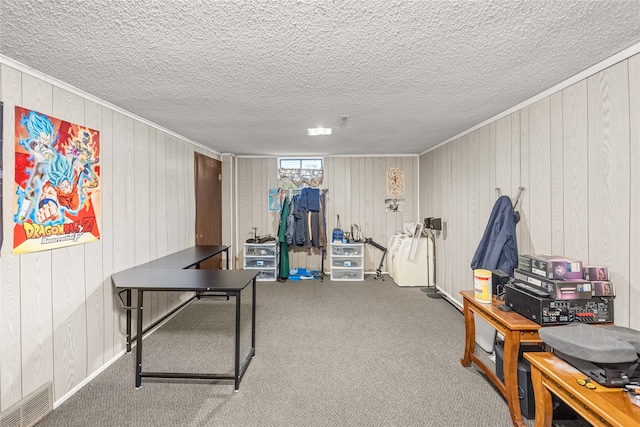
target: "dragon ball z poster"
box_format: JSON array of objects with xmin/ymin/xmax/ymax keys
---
[{"xmin": 13, "ymin": 107, "xmax": 101, "ymax": 254}]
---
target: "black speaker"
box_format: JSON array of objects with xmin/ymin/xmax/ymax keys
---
[
  {"xmin": 494, "ymin": 342, "xmax": 576, "ymax": 420},
  {"xmin": 491, "ymin": 269, "xmax": 510, "ymax": 295},
  {"xmin": 495, "ymin": 343, "xmax": 539, "ymax": 419}
]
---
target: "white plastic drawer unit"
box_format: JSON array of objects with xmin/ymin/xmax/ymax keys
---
[
  {"xmin": 331, "ymin": 244, "xmax": 362, "ymax": 257},
  {"xmin": 331, "ymin": 269, "xmax": 364, "ymax": 281},
  {"xmin": 331, "ymin": 258, "xmax": 362, "ymax": 268},
  {"xmin": 330, "ymin": 242, "xmax": 364, "ymax": 281},
  {"xmin": 254, "ymin": 269, "xmax": 277, "ymax": 281},
  {"xmin": 245, "ymin": 244, "xmax": 277, "ymax": 257},
  {"xmin": 243, "ymin": 242, "xmax": 279, "ymax": 281},
  {"xmin": 244, "ymin": 257, "xmax": 276, "ymax": 268}
]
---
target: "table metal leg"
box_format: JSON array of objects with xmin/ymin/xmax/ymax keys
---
[
  {"xmin": 135, "ymin": 289, "xmax": 144, "ymax": 389},
  {"xmin": 251, "ymin": 277, "xmax": 256, "ymax": 351},
  {"xmin": 126, "ymin": 289, "xmax": 132, "ymax": 352},
  {"xmin": 234, "ymin": 290, "xmax": 241, "ymax": 391}
]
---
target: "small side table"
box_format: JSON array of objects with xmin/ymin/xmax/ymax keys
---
[
  {"xmin": 525, "ymin": 351, "xmax": 640, "ymax": 427},
  {"xmin": 459, "ymin": 290, "xmax": 542, "ymax": 427}
]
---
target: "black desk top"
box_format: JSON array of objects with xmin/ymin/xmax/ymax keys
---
[
  {"xmin": 111, "ymin": 245, "xmax": 249, "ymax": 291},
  {"xmin": 139, "ymin": 245, "xmax": 229, "ymax": 270},
  {"xmin": 112, "ymin": 269, "xmax": 257, "ymax": 291}
]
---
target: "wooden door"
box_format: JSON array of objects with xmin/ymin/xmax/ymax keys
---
[{"xmin": 195, "ymin": 153, "xmax": 222, "ymax": 269}]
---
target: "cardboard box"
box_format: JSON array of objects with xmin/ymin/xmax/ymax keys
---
[
  {"xmin": 583, "ymin": 266, "xmax": 609, "ymax": 281},
  {"xmin": 591, "ymin": 281, "xmax": 615, "ymax": 297},
  {"xmin": 518, "ymin": 254, "xmax": 583, "ymax": 280},
  {"xmin": 514, "ymin": 269, "xmax": 593, "ymax": 300}
]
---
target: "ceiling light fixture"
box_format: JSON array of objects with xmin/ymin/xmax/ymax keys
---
[{"xmin": 307, "ymin": 127, "xmax": 332, "ymax": 136}]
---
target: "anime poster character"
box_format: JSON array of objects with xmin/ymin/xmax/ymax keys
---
[
  {"xmin": 16, "ymin": 110, "xmax": 57, "ymax": 221},
  {"xmin": 66, "ymin": 127, "xmax": 99, "ymax": 195},
  {"xmin": 21, "ymin": 110, "xmax": 57, "ymax": 163},
  {"xmin": 36, "ymin": 154, "xmax": 83, "ymax": 223},
  {"xmin": 13, "ymin": 106, "xmax": 101, "ymax": 254}
]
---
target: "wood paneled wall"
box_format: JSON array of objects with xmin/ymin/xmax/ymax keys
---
[
  {"xmin": 3, "ymin": 48, "xmax": 638, "ymax": 415},
  {"xmin": 0, "ymin": 63, "xmax": 219, "ymax": 410},
  {"xmin": 233, "ymin": 156, "xmax": 418, "ymax": 273},
  {"xmin": 419, "ymin": 54, "xmax": 640, "ymax": 330}
]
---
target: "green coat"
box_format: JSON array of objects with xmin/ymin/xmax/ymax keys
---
[{"xmin": 278, "ymin": 197, "xmax": 290, "ymax": 279}]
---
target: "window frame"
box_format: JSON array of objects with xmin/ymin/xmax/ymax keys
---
[{"xmin": 277, "ymin": 157, "xmax": 324, "ymax": 171}]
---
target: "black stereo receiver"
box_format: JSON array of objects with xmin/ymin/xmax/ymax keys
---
[{"xmin": 504, "ymin": 283, "xmax": 614, "ymax": 326}]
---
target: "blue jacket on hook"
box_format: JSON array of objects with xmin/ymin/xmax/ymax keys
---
[{"xmin": 470, "ymin": 195, "xmax": 519, "ymax": 277}]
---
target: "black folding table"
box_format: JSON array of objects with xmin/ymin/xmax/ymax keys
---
[
  {"xmin": 112, "ymin": 246, "xmax": 258, "ymax": 391},
  {"xmin": 116, "ymin": 245, "xmax": 231, "ymax": 353}
]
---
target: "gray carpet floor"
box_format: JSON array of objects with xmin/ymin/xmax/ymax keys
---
[{"xmin": 36, "ymin": 276, "xmax": 585, "ymax": 426}]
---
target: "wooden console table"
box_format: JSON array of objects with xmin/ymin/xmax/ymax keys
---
[
  {"xmin": 460, "ymin": 290, "xmax": 542, "ymax": 427},
  {"xmin": 525, "ymin": 352, "xmax": 640, "ymax": 427}
]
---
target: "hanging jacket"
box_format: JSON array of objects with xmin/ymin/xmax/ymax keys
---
[
  {"xmin": 318, "ymin": 192, "xmax": 326, "ymax": 248},
  {"xmin": 285, "ymin": 196, "xmax": 297, "ymax": 245},
  {"xmin": 298, "ymin": 187, "xmax": 319, "ymax": 212},
  {"xmin": 470, "ymin": 195, "xmax": 519, "ymax": 276},
  {"xmin": 278, "ymin": 197, "xmax": 290, "ymax": 279},
  {"xmin": 293, "ymin": 196, "xmax": 308, "ymax": 246}
]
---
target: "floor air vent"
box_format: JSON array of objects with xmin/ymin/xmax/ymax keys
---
[{"xmin": 0, "ymin": 383, "xmax": 52, "ymax": 427}]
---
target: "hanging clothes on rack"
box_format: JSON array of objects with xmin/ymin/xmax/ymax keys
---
[
  {"xmin": 277, "ymin": 187, "xmax": 328, "ymax": 280},
  {"xmin": 278, "ymin": 195, "xmax": 291, "ymax": 279},
  {"xmin": 285, "ymin": 192, "xmax": 297, "ymax": 246},
  {"xmin": 292, "ymin": 192, "xmax": 308, "ymax": 246},
  {"xmin": 303, "ymin": 188, "xmax": 320, "ymax": 248},
  {"xmin": 288, "ymin": 187, "xmax": 326, "ymax": 248},
  {"xmin": 318, "ymin": 191, "xmax": 326, "ymax": 248}
]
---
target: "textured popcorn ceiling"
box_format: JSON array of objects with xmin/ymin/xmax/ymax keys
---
[{"xmin": 1, "ymin": 1, "xmax": 639, "ymax": 156}]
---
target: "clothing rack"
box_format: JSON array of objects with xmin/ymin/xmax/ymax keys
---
[
  {"xmin": 495, "ymin": 186, "xmax": 525, "ymax": 209},
  {"xmin": 282, "ymin": 188, "xmax": 328, "ymax": 197},
  {"xmin": 282, "ymin": 188, "xmax": 328, "ymax": 192},
  {"xmin": 277, "ymin": 187, "xmax": 329, "ymax": 281}
]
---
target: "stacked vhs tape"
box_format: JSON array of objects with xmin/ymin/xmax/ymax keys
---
[{"xmin": 505, "ymin": 254, "xmax": 614, "ymax": 325}]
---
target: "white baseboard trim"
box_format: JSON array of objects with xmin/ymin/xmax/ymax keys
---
[{"xmin": 52, "ymin": 350, "xmax": 126, "ymax": 409}]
